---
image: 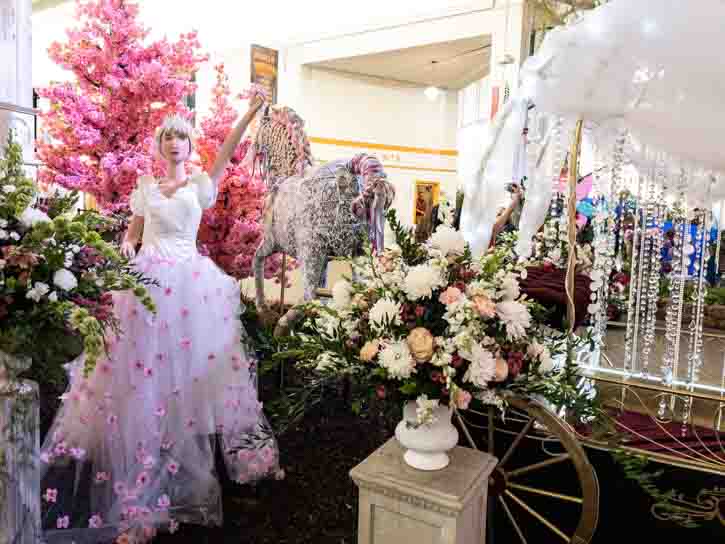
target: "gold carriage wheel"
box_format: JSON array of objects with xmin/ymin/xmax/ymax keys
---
[{"xmin": 459, "ymin": 395, "xmax": 599, "ymax": 544}]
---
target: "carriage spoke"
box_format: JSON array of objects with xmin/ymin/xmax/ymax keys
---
[
  {"xmin": 506, "ymin": 490, "xmax": 571, "ymax": 543},
  {"xmin": 508, "ymin": 483, "xmax": 583, "ymax": 504},
  {"xmin": 498, "ymin": 496, "xmax": 529, "ymax": 544},
  {"xmin": 507, "ymin": 454, "xmax": 571, "ymax": 479},
  {"xmin": 499, "ymin": 417, "xmax": 535, "ymax": 468}
]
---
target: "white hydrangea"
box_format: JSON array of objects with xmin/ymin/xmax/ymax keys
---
[
  {"xmin": 403, "ymin": 264, "xmax": 443, "ymax": 301},
  {"xmin": 463, "ymin": 344, "xmax": 497, "ymax": 388},
  {"xmin": 378, "ymin": 340, "xmax": 416, "ymax": 379},
  {"xmin": 331, "ymin": 280, "xmax": 353, "ymax": 310},
  {"xmin": 53, "ymin": 269, "xmax": 78, "ymax": 291},
  {"xmin": 496, "ymin": 300, "xmax": 532, "ymax": 340},
  {"xmin": 18, "ymin": 207, "xmax": 50, "ymax": 229},
  {"xmin": 429, "ymin": 226, "xmax": 465, "ymax": 256},
  {"xmin": 369, "ymin": 297, "xmax": 402, "ymax": 330},
  {"xmin": 26, "ymin": 282, "xmax": 50, "ymax": 302}
]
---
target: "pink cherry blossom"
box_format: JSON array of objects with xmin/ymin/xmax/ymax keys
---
[
  {"xmin": 136, "ymin": 471, "xmax": 150, "ymax": 487},
  {"xmin": 169, "ymin": 519, "xmax": 179, "ymax": 533},
  {"xmin": 56, "ymin": 515, "xmax": 70, "ymax": 529},
  {"xmin": 155, "ymin": 407, "xmax": 166, "ymax": 417},
  {"xmin": 208, "ymin": 353, "xmax": 216, "ymax": 361},
  {"xmin": 134, "ymin": 360, "xmax": 144, "ymax": 371},
  {"xmin": 180, "ymin": 338, "xmax": 192, "ymax": 350},
  {"xmin": 38, "ymin": 1, "xmax": 208, "ymax": 213},
  {"xmin": 95, "ymin": 472, "xmax": 110, "ymax": 483},
  {"xmin": 114, "ymin": 482, "xmax": 127, "ymax": 496},
  {"xmin": 164, "ymin": 287, "xmax": 173, "ymax": 296},
  {"xmin": 167, "ymin": 461, "xmax": 180, "ymax": 475},
  {"xmin": 44, "ymin": 488, "xmax": 58, "ymax": 503},
  {"xmin": 107, "ymin": 414, "xmax": 118, "ymax": 425},
  {"xmin": 180, "ymin": 307, "xmax": 190, "ymax": 318},
  {"xmin": 157, "ymin": 494, "xmax": 171, "ymax": 509},
  {"xmin": 70, "ymin": 447, "xmax": 87, "ymax": 460},
  {"xmin": 89, "ymin": 514, "xmax": 103, "ymax": 529},
  {"xmin": 143, "ymin": 367, "xmax": 153, "ymax": 378}
]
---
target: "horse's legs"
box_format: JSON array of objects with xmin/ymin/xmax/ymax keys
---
[
  {"xmin": 254, "ymin": 235, "xmax": 277, "ymax": 310},
  {"xmin": 299, "ymin": 245, "xmax": 328, "ymax": 301}
]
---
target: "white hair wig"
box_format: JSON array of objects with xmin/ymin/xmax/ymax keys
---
[{"xmin": 155, "ymin": 114, "xmax": 195, "ymax": 157}]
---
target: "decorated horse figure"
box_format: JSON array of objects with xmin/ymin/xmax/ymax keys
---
[{"xmin": 249, "ymin": 104, "xmax": 395, "ymax": 315}]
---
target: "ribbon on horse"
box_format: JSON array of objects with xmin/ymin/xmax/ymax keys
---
[{"xmin": 348, "ymin": 154, "xmax": 395, "ymax": 252}]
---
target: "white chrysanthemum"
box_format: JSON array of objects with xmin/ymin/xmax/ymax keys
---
[
  {"xmin": 463, "ymin": 344, "xmax": 497, "ymax": 388},
  {"xmin": 369, "ymin": 297, "xmax": 402, "ymax": 330},
  {"xmin": 315, "ymin": 313, "xmax": 340, "ymax": 338},
  {"xmin": 53, "ymin": 269, "xmax": 78, "ymax": 291},
  {"xmin": 2, "ymin": 184, "xmax": 16, "ymax": 193},
  {"xmin": 498, "ymin": 274, "xmax": 520, "ymax": 301},
  {"xmin": 18, "ymin": 207, "xmax": 50, "ymax": 229},
  {"xmin": 496, "ymin": 300, "xmax": 532, "ymax": 340},
  {"xmin": 429, "ymin": 226, "xmax": 465, "ymax": 256},
  {"xmin": 378, "ymin": 340, "xmax": 416, "ymax": 379},
  {"xmin": 403, "ymin": 264, "xmax": 443, "ymax": 301},
  {"xmin": 331, "ymin": 280, "xmax": 353, "ymax": 310}
]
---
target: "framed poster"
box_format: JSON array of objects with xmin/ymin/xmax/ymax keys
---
[
  {"xmin": 250, "ymin": 44, "xmax": 279, "ymax": 104},
  {"xmin": 413, "ymin": 181, "xmax": 440, "ymax": 225}
]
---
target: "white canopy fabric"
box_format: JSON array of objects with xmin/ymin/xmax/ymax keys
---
[{"xmin": 521, "ymin": 0, "xmax": 725, "ymax": 173}]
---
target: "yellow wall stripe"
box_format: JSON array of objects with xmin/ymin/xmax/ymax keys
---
[{"xmin": 309, "ymin": 136, "xmax": 458, "ymax": 157}]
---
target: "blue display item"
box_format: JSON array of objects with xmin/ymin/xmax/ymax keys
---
[{"xmin": 662, "ymin": 219, "xmax": 719, "ymax": 277}]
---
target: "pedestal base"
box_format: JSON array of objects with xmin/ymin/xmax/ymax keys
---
[
  {"xmin": 351, "ymin": 438, "xmax": 497, "ymax": 544},
  {"xmin": 0, "ymin": 380, "xmax": 40, "ymax": 544}
]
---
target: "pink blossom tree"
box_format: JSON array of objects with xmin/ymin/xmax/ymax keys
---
[
  {"xmin": 36, "ymin": 0, "xmax": 208, "ymax": 212},
  {"xmin": 196, "ymin": 64, "xmax": 293, "ymax": 281}
]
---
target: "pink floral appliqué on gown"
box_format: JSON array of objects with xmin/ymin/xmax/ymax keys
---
[{"xmin": 40, "ymin": 174, "xmax": 279, "ymax": 543}]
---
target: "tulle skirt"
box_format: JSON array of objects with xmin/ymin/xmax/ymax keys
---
[{"xmin": 39, "ymin": 249, "xmax": 279, "ymax": 543}]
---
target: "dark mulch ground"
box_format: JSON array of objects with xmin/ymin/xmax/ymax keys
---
[{"xmin": 155, "ymin": 397, "xmax": 397, "ymax": 544}]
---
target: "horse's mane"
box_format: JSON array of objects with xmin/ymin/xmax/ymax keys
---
[{"xmin": 255, "ymin": 105, "xmax": 313, "ymax": 179}]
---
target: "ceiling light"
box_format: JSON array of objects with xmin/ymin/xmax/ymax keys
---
[{"xmin": 424, "ymin": 86, "xmax": 441, "ymax": 101}]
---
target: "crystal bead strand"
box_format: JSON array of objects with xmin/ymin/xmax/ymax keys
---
[
  {"xmin": 642, "ymin": 155, "xmax": 666, "ymax": 377},
  {"xmin": 682, "ymin": 204, "xmax": 709, "ymax": 436},
  {"xmin": 624, "ymin": 147, "xmax": 647, "ymax": 376},
  {"xmin": 659, "ymin": 167, "xmax": 688, "ymax": 418}
]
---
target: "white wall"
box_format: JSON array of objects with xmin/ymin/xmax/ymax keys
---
[{"xmin": 287, "ymin": 66, "xmax": 459, "ymax": 231}]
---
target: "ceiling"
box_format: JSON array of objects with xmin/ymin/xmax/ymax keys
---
[{"xmin": 309, "ymin": 35, "xmax": 491, "ymax": 91}]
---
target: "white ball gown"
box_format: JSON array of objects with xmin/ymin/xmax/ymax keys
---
[{"xmin": 39, "ymin": 173, "xmax": 279, "ymax": 543}]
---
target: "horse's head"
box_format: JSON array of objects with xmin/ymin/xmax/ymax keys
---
[
  {"xmin": 247, "ymin": 104, "xmax": 312, "ymax": 183},
  {"xmin": 348, "ymin": 154, "xmax": 395, "ymax": 252}
]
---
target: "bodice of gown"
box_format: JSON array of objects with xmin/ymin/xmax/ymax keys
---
[{"xmin": 129, "ymin": 173, "xmax": 217, "ymax": 260}]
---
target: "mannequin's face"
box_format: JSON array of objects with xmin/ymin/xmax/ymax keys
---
[{"xmin": 160, "ymin": 130, "xmax": 191, "ymax": 164}]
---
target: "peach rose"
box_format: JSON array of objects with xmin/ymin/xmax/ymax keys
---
[
  {"xmin": 454, "ymin": 388, "xmax": 472, "ymax": 410},
  {"xmin": 406, "ymin": 327, "xmax": 435, "ymax": 363},
  {"xmin": 438, "ymin": 286, "xmax": 462, "ymax": 306},
  {"xmin": 359, "ymin": 340, "xmax": 380, "ymax": 362},
  {"xmin": 471, "ymin": 295, "xmax": 496, "ymax": 319},
  {"xmin": 494, "ymin": 357, "xmax": 509, "ymax": 382}
]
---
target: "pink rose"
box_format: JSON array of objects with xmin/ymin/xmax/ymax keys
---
[{"xmin": 438, "ymin": 286, "xmax": 462, "ymax": 306}]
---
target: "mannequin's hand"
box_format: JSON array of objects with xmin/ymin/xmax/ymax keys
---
[
  {"xmin": 120, "ymin": 241, "xmax": 136, "ymax": 260},
  {"xmin": 247, "ymin": 96, "xmax": 264, "ymax": 116}
]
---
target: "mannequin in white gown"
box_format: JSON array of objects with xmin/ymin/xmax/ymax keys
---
[{"xmin": 39, "ymin": 96, "xmax": 280, "ymax": 543}]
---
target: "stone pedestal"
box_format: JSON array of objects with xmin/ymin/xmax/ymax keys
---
[
  {"xmin": 0, "ymin": 380, "xmax": 40, "ymax": 544},
  {"xmin": 350, "ymin": 438, "xmax": 497, "ymax": 544}
]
